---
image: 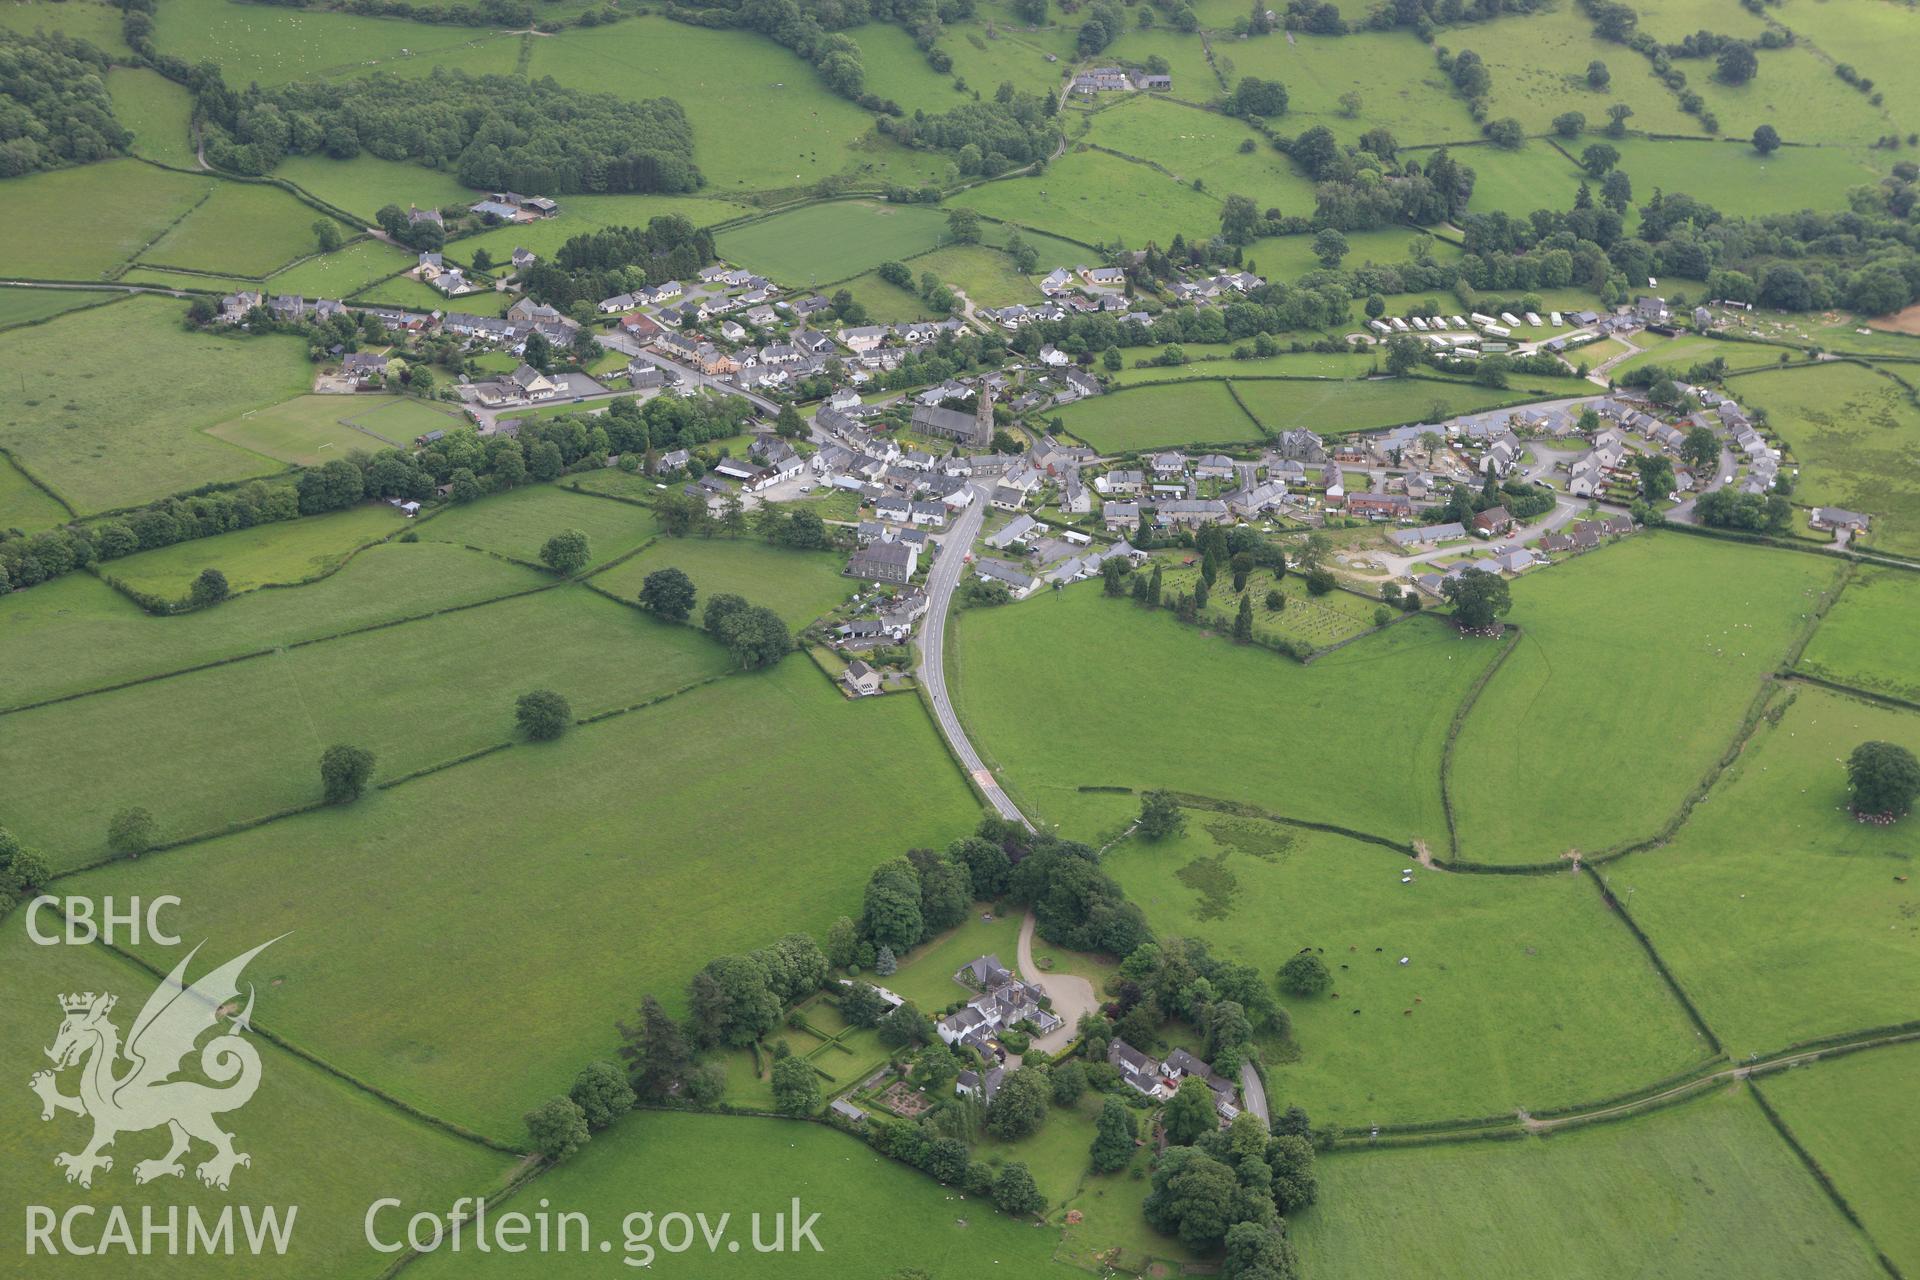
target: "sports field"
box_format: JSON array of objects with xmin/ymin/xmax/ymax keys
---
[
  {"xmin": 1290, "ymin": 1088, "xmax": 1882, "ymax": 1280},
  {"xmin": 1758, "ymin": 1043, "xmax": 1920, "ymax": 1277},
  {"xmin": 1614, "ymin": 687, "xmax": 1920, "ymax": 1057},
  {"xmin": 1052, "ymin": 379, "xmax": 1262, "ymax": 452},
  {"xmin": 1797, "ymin": 566, "xmax": 1920, "ymax": 703},
  {"xmin": 0, "ymin": 296, "xmax": 311, "ymax": 513},
  {"xmin": 1730, "ymin": 362, "xmax": 1920, "ymax": 558},
  {"xmin": 1450, "ymin": 534, "xmax": 1838, "ymax": 864},
  {"xmin": 69, "ymin": 660, "xmax": 982, "ymax": 1134},
  {"xmin": 0, "ymin": 920, "xmax": 518, "ymax": 1280},
  {"xmin": 949, "ymin": 585, "xmax": 1503, "ymax": 843},
  {"xmin": 1104, "ymin": 816, "xmax": 1708, "ymax": 1126}
]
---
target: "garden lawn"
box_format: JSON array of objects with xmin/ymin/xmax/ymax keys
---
[
  {"xmin": 266, "ymin": 238, "xmax": 419, "ymax": 299},
  {"xmin": 954, "ymin": 148, "xmax": 1225, "ymax": 252},
  {"xmin": 949, "ymin": 585, "xmax": 1502, "ymax": 844},
  {"xmin": 417, "ymin": 484, "xmax": 660, "ymax": 566},
  {"xmin": 1450, "ymin": 534, "xmax": 1836, "ymax": 864},
  {"xmin": 717, "ymin": 200, "xmax": 950, "ymax": 286},
  {"xmin": 1105, "ymin": 815, "xmax": 1708, "ymax": 1126},
  {"xmin": 1289, "ymin": 1088, "xmax": 1881, "ymax": 1280},
  {"xmin": 0, "ymin": 922, "xmax": 518, "ymax": 1280},
  {"xmin": 0, "ymin": 583, "xmax": 730, "ymax": 870},
  {"xmin": 1729, "ymin": 362, "xmax": 1920, "ymax": 558},
  {"xmin": 1231, "ymin": 375, "xmax": 1547, "ymax": 435},
  {"xmin": 1052, "ymin": 380, "xmax": 1261, "ymax": 452},
  {"xmin": 0, "ymin": 161, "xmax": 211, "ymax": 281},
  {"xmin": 202, "ymin": 393, "xmax": 432, "ymax": 466},
  {"xmin": 0, "ymin": 297, "xmax": 311, "ymax": 513},
  {"xmin": 106, "ymin": 67, "xmax": 198, "ymax": 168},
  {"xmin": 1757, "ymin": 1042, "xmax": 1920, "ymax": 1277},
  {"xmin": 142, "ymin": 180, "xmax": 346, "ymax": 278},
  {"xmin": 407, "ymin": 1111, "xmax": 1080, "ymax": 1277},
  {"xmin": 0, "ymin": 541, "xmax": 544, "ymax": 709},
  {"xmin": 879, "ymin": 905, "xmax": 1025, "ymax": 1011},
  {"xmin": 1797, "ymin": 566, "xmax": 1920, "ymax": 703},
  {"xmin": 0, "ymin": 456, "xmax": 71, "ymax": 530},
  {"xmin": 102, "ymin": 502, "xmax": 408, "ymax": 598},
  {"xmin": 592, "ymin": 535, "xmax": 856, "ymax": 629},
  {"xmin": 1612, "ymin": 687, "xmax": 1920, "ymax": 1056},
  {"xmin": 67, "ymin": 660, "xmax": 983, "ymax": 1135}
]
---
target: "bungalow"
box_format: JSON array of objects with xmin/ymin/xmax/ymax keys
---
[
  {"xmin": 1386, "ymin": 521, "xmax": 1465, "ymax": 548},
  {"xmin": 842, "ymin": 659, "xmax": 883, "ymax": 697},
  {"xmin": 973, "ymin": 559, "xmax": 1037, "ymax": 598},
  {"xmin": 1810, "ymin": 507, "xmax": 1870, "ymax": 533},
  {"xmin": 1039, "ymin": 268, "xmax": 1074, "ymax": 295},
  {"xmin": 845, "ymin": 541, "xmax": 918, "ymax": 584},
  {"xmin": 986, "ymin": 513, "xmax": 1040, "ymax": 549},
  {"xmin": 1082, "ymin": 265, "xmax": 1126, "ymax": 288},
  {"xmin": 1540, "ymin": 532, "xmax": 1574, "ymax": 554},
  {"xmin": 511, "ymin": 247, "xmax": 537, "ymax": 272}
]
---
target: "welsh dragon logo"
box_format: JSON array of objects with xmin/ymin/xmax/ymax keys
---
[{"xmin": 29, "ymin": 938, "xmax": 281, "ymax": 1191}]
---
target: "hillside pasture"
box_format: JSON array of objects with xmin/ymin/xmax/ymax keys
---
[
  {"xmin": 1466, "ymin": 6, "xmax": 1698, "ymax": 135},
  {"xmin": 102, "ymin": 502, "xmax": 407, "ymax": 599},
  {"xmin": 954, "ymin": 146, "xmax": 1226, "ymax": 252},
  {"xmin": 1616, "ymin": 687, "xmax": 1920, "ymax": 1057},
  {"xmin": 0, "ymin": 456, "xmax": 70, "ymax": 531},
  {"xmin": 1086, "ymin": 93, "xmax": 1321, "ymax": 218},
  {"xmin": 1108, "ymin": 349, "xmax": 1380, "ymax": 387},
  {"xmin": 0, "ymin": 584, "xmax": 732, "ymax": 870},
  {"xmin": 106, "ymin": 66, "xmax": 198, "ymax": 168},
  {"xmin": 204, "ymin": 393, "xmax": 443, "ymax": 466},
  {"xmin": 67, "ymin": 660, "xmax": 983, "ymax": 1135},
  {"xmin": 1758, "ymin": 1043, "xmax": 1920, "ymax": 1277},
  {"xmin": 717, "ymin": 200, "xmax": 951, "ymax": 286},
  {"xmin": 592, "ymin": 535, "xmax": 854, "ymax": 629},
  {"xmin": 151, "ymin": 0, "xmax": 509, "ymax": 85},
  {"xmin": 0, "ymin": 286, "xmax": 119, "ymax": 330},
  {"xmin": 0, "ymin": 0, "xmax": 128, "ymax": 50},
  {"xmin": 1456, "ymin": 140, "xmax": 1589, "ymax": 216},
  {"xmin": 0, "ymin": 297, "xmax": 311, "ymax": 513},
  {"xmin": 0, "ymin": 922, "xmax": 517, "ymax": 1280},
  {"xmin": 1252, "ymin": 225, "xmax": 1460, "ymax": 284},
  {"xmin": 0, "ymin": 541, "xmax": 545, "ymax": 710},
  {"xmin": 1290, "ymin": 1088, "xmax": 1881, "ymax": 1280},
  {"xmin": 1052, "ymin": 378, "xmax": 1261, "ymax": 451},
  {"xmin": 1780, "ymin": 0, "xmax": 1920, "ymax": 140},
  {"xmin": 949, "ymin": 586, "xmax": 1503, "ymax": 844},
  {"xmin": 266, "ymin": 237, "xmax": 420, "ymax": 299},
  {"xmin": 1683, "ymin": 41, "xmax": 1887, "ymax": 147},
  {"xmin": 1230, "ymin": 375, "xmax": 1548, "ymax": 435},
  {"xmin": 1449, "ymin": 534, "xmax": 1837, "ymax": 864},
  {"xmin": 1604, "ymin": 137, "xmax": 1889, "ymax": 218},
  {"xmin": 1215, "ymin": 30, "xmax": 1481, "ymax": 147},
  {"xmin": 0, "ymin": 160, "xmax": 211, "ymax": 281},
  {"xmin": 1104, "ymin": 816, "xmax": 1709, "ymax": 1126},
  {"xmin": 1730, "ymin": 361, "xmax": 1920, "ymax": 557},
  {"xmin": 1797, "ymin": 566, "xmax": 1920, "ymax": 703},
  {"xmin": 269, "ymin": 152, "xmax": 482, "ymax": 224},
  {"xmin": 417, "ymin": 484, "xmax": 660, "ymax": 566}
]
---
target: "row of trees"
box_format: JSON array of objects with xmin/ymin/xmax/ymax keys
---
[{"xmin": 193, "ymin": 67, "xmax": 702, "ymax": 194}]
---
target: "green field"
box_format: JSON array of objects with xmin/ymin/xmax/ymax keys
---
[
  {"xmin": 1467, "ymin": 6, "xmax": 1698, "ymax": 135},
  {"xmin": 1251, "ymin": 226, "xmax": 1460, "ymax": 285},
  {"xmin": 954, "ymin": 146, "xmax": 1225, "ymax": 252},
  {"xmin": 1457, "ymin": 139, "xmax": 1591, "ymax": 217},
  {"xmin": 269, "ymin": 152, "xmax": 482, "ymax": 226},
  {"xmin": 719, "ymin": 200, "xmax": 952, "ymax": 286},
  {"xmin": 1106, "ymin": 815, "xmax": 1708, "ymax": 1126},
  {"xmin": 1615, "ymin": 686, "xmax": 1920, "ymax": 1056},
  {"xmin": 1231, "ymin": 375, "xmax": 1555, "ymax": 436},
  {"xmin": 0, "ymin": 455, "xmax": 71, "ymax": 531},
  {"xmin": 104, "ymin": 502, "xmax": 408, "ymax": 598},
  {"xmin": 1731, "ymin": 361, "xmax": 1920, "ymax": 557},
  {"xmin": 409, "ymin": 1111, "xmax": 1081, "ymax": 1277},
  {"xmin": 0, "ymin": 286, "xmax": 121, "ymax": 330},
  {"xmin": 1290, "ymin": 1088, "xmax": 1881, "ymax": 1280},
  {"xmin": 1781, "ymin": 0, "xmax": 1920, "ymax": 139},
  {"xmin": 0, "ymin": 921, "xmax": 518, "ymax": 1280},
  {"xmin": 1605, "ymin": 137, "xmax": 1889, "ymax": 218},
  {"xmin": 1758, "ymin": 1043, "xmax": 1920, "ymax": 1276},
  {"xmin": 106, "ymin": 66, "xmax": 198, "ymax": 168},
  {"xmin": 1086, "ymin": 93, "xmax": 1321, "ymax": 220},
  {"xmin": 1214, "ymin": 30, "xmax": 1481, "ymax": 147},
  {"xmin": 1052, "ymin": 379, "xmax": 1262, "ymax": 451},
  {"xmin": 152, "ymin": 0, "xmax": 506, "ymax": 84},
  {"xmin": 417, "ymin": 484, "xmax": 660, "ymax": 566},
  {"xmin": 0, "ymin": 160, "xmax": 212, "ymax": 281},
  {"xmin": 592, "ymin": 535, "xmax": 854, "ymax": 630},
  {"xmin": 1450, "ymin": 534, "xmax": 1837, "ymax": 864},
  {"xmin": 0, "ymin": 296, "xmax": 312, "ymax": 513},
  {"xmin": 266, "ymin": 238, "xmax": 419, "ymax": 299},
  {"xmin": 0, "ymin": 584, "xmax": 732, "ymax": 869},
  {"xmin": 203, "ymin": 393, "xmax": 435, "ymax": 466},
  {"xmin": 66, "ymin": 659, "xmax": 982, "ymax": 1134},
  {"xmin": 950, "ymin": 585, "xmax": 1503, "ymax": 843},
  {"xmin": 1798, "ymin": 566, "xmax": 1920, "ymax": 702},
  {"xmin": 1685, "ymin": 42, "xmax": 1885, "ymax": 147},
  {"xmin": 0, "ymin": 540, "xmax": 545, "ymax": 710},
  {"xmin": 1108, "ymin": 350, "xmax": 1381, "ymax": 386},
  {"xmin": 0, "ymin": 0, "xmax": 128, "ymax": 50},
  {"xmin": 1152, "ymin": 560, "xmax": 1383, "ymax": 650}
]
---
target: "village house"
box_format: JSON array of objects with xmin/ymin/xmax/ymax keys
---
[
  {"xmin": 973, "ymin": 559, "xmax": 1037, "ymax": 599},
  {"xmin": 1810, "ymin": 508, "xmax": 1870, "ymax": 534},
  {"xmin": 1472, "ymin": 505, "xmax": 1515, "ymax": 536},
  {"xmin": 845, "ymin": 540, "xmax": 918, "ymax": 585},
  {"xmin": 340, "ymin": 352, "xmax": 387, "ymax": 385},
  {"xmin": 842, "ymin": 659, "xmax": 883, "ymax": 697}
]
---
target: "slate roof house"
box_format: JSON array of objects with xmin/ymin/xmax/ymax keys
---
[{"xmin": 845, "ymin": 541, "xmax": 918, "ymax": 584}]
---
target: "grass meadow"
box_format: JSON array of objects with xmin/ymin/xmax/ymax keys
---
[
  {"xmin": 0, "ymin": 456, "xmax": 71, "ymax": 531},
  {"xmin": 1106, "ymin": 815, "xmax": 1708, "ymax": 1126},
  {"xmin": 1613, "ymin": 686, "xmax": 1920, "ymax": 1057},
  {"xmin": 1108, "ymin": 350, "xmax": 1380, "ymax": 386},
  {"xmin": 408, "ymin": 1111, "xmax": 1082, "ymax": 1278},
  {"xmin": 1229, "ymin": 375, "xmax": 1545, "ymax": 435},
  {"xmin": 0, "ymin": 921, "xmax": 519, "ymax": 1280},
  {"xmin": 1290, "ymin": 1088, "xmax": 1882, "ymax": 1280},
  {"xmin": 0, "ymin": 286, "xmax": 120, "ymax": 330},
  {"xmin": 1797, "ymin": 566, "xmax": 1920, "ymax": 702},
  {"xmin": 592, "ymin": 536, "xmax": 854, "ymax": 630},
  {"xmin": 949, "ymin": 585, "xmax": 1503, "ymax": 844},
  {"xmin": 152, "ymin": 0, "xmax": 508, "ymax": 84},
  {"xmin": 0, "ymin": 541, "xmax": 545, "ymax": 709},
  {"xmin": 1466, "ymin": 6, "xmax": 1698, "ymax": 135},
  {"xmin": 70, "ymin": 659, "xmax": 982, "ymax": 1135},
  {"xmin": 0, "ymin": 160, "xmax": 212, "ymax": 281},
  {"xmin": 1214, "ymin": 30, "xmax": 1481, "ymax": 147},
  {"xmin": 266, "ymin": 237, "xmax": 419, "ymax": 299},
  {"xmin": 105, "ymin": 66, "xmax": 198, "ymax": 168},
  {"xmin": 1684, "ymin": 42, "xmax": 1886, "ymax": 147},
  {"xmin": 1450, "ymin": 534, "xmax": 1838, "ymax": 864},
  {"xmin": 1758, "ymin": 1043, "xmax": 1920, "ymax": 1276},
  {"xmin": 1780, "ymin": 0, "xmax": 1920, "ymax": 141},
  {"xmin": 0, "ymin": 297, "xmax": 311, "ymax": 513},
  {"xmin": 1086, "ymin": 94, "xmax": 1321, "ymax": 219},
  {"xmin": 103, "ymin": 502, "xmax": 408, "ymax": 598},
  {"xmin": 417, "ymin": 484, "xmax": 660, "ymax": 566},
  {"xmin": 1730, "ymin": 362, "xmax": 1920, "ymax": 558},
  {"xmin": 1252, "ymin": 226, "xmax": 1460, "ymax": 284},
  {"xmin": 204, "ymin": 393, "xmax": 459, "ymax": 466},
  {"xmin": 1607, "ymin": 137, "xmax": 1890, "ymax": 218},
  {"xmin": 1051, "ymin": 379, "xmax": 1261, "ymax": 451},
  {"xmin": 0, "ymin": 0, "xmax": 128, "ymax": 51},
  {"xmin": 718, "ymin": 200, "xmax": 951, "ymax": 285},
  {"xmin": 269, "ymin": 152, "xmax": 481, "ymax": 224},
  {"xmin": 1456, "ymin": 139, "xmax": 1590, "ymax": 217},
  {"xmin": 953, "ymin": 147, "xmax": 1226, "ymax": 251}
]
